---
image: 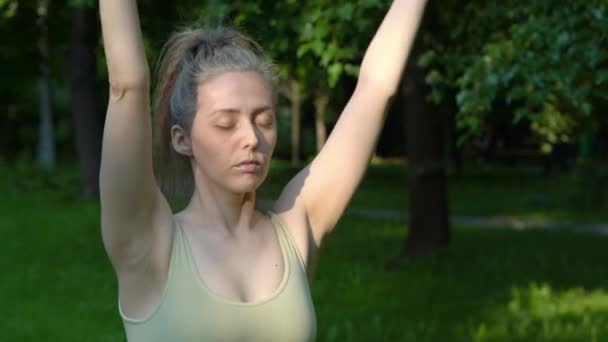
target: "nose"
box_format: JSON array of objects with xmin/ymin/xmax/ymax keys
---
[{"xmin": 242, "ymin": 120, "xmax": 259, "ymax": 150}]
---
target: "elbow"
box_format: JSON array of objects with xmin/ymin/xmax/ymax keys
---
[
  {"xmin": 356, "ymin": 72, "xmax": 399, "ymax": 99},
  {"xmin": 108, "ymin": 73, "xmax": 150, "ymax": 99},
  {"xmin": 106, "ymin": 60, "xmax": 151, "ymax": 93},
  {"xmin": 109, "ymin": 73, "xmax": 150, "ymax": 92}
]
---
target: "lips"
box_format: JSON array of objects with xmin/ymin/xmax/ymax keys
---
[{"xmin": 235, "ymin": 160, "xmax": 262, "ymax": 173}]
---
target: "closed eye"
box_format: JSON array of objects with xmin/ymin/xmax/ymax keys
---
[
  {"xmin": 213, "ymin": 114, "xmax": 236, "ymax": 129},
  {"xmin": 215, "ymin": 118, "xmax": 236, "ymax": 129},
  {"xmin": 256, "ymin": 112, "xmax": 274, "ymax": 127}
]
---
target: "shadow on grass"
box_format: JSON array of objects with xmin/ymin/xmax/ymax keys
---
[{"xmin": 313, "ymin": 217, "xmax": 608, "ymax": 341}]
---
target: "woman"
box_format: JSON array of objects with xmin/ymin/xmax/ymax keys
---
[{"xmin": 99, "ymin": 0, "xmax": 427, "ymax": 340}]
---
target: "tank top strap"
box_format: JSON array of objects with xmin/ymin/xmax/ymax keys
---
[
  {"xmin": 170, "ymin": 216, "xmax": 184, "ymax": 267},
  {"xmin": 267, "ymin": 211, "xmax": 307, "ymax": 273},
  {"xmin": 152, "ymin": 217, "xmax": 192, "ymax": 304},
  {"xmin": 168, "ymin": 216, "xmax": 197, "ymax": 288}
]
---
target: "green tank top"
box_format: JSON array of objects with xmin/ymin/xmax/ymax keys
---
[{"xmin": 119, "ymin": 211, "xmax": 317, "ymax": 341}]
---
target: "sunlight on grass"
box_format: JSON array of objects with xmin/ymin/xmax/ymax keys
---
[{"xmin": 470, "ymin": 283, "xmax": 608, "ymax": 341}]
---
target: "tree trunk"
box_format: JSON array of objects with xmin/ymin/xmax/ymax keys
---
[
  {"xmin": 314, "ymin": 94, "xmax": 328, "ymax": 153},
  {"xmin": 287, "ymin": 80, "xmax": 302, "ymax": 165},
  {"xmin": 68, "ymin": 6, "xmax": 103, "ymax": 199},
  {"xmin": 37, "ymin": 0, "xmax": 55, "ymax": 169},
  {"xmin": 403, "ymin": 53, "xmax": 450, "ymax": 257},
  {"xmin": 278, "ymin": 78, "xmax": 303, "ymax": 165},
  {"xmin": 388, "ymin": 48, "xmax": 450, "ymax": 265}
]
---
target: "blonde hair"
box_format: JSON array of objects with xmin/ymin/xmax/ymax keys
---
[{"xmin": 152, "ymin": 26, "xmax": 277, "ymax": 203}]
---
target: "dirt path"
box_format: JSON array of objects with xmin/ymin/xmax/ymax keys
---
[{"xmin": 346, "ymin": 208, "xmax": 608, "ymax": 236}]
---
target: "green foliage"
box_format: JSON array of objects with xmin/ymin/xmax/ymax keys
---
[
  {"xmin": 67, "ymin": 0, "xmax": 94, "ymax": 8},
  {"xmin": 294, "ymin": 0, "xmax": 385, "ymax": 88},
  {"xmin": 0, "ymin": 0, "xmax": 18, "ymax": 18},
  {"xmin": 420, "ymin": 0, "xmax": 608, "ymax": 151},
  {"xmin": 218, "ymin": 1, "xmax": 385, "ymax": 90},
  {"xmin": 0, "ymin": 0, "xmax": 389, "ymax": 162}
]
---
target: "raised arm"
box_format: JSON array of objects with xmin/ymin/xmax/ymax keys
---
[
  {"xmin": 278, "ymin": 0, "xmax": 428, "ymax": 246},
  {"xmin": 99, "ymin": 0, "xmax": 167, "ymax": 272},
  {"xmin": 357, "ymin": 0, "xmax": 428, "ymax": 95},
  {"xmin": 100, "ymin": 0, "xmax": 149, "ymax": 92}
]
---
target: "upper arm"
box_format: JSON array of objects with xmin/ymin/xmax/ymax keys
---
[
  {"xmin": 278, "ymin": 82, "xmax": 393, "ymax": 246},
  {"xmin": 304, "ymin": 83, "xmax": 392, "ymax": 238},
  {"xmin": 99, "ymin": 84, "xmax": 166, "ymax": 272},
  {"xmin": 98, "ymin": 0, "xmax": 173, "ymax": 274}
]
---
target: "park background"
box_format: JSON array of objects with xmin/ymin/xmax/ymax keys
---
[{"xmin": 1, "ymin": 0, "xmax": 608, "ymax": 340}]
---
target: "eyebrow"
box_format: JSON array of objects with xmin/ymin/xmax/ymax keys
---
[{"xmin": 210, "ymin": 106, "xmax": 273, "ymax": 117}]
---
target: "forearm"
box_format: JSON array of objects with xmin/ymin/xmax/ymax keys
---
[
  {"xmin": 359, "ymin": 0, "xmax": 428, "ymax": 95},
  {"xmin": 100, "ymin": 0, "xmax": 150, "ymax": 89}
]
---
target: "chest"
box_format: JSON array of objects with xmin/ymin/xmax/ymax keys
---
[
  {"xmin": 122, "ymin": 215, "xmax": 318, "ymax": 342},
  {"xmin": 184, "ymin": 225, "xmax": 286, "ymax": 304}
]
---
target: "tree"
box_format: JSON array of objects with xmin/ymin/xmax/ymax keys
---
[
  {"xmin": 415, "ymin": 0, "xmax": 608, "ymax": 210},
  {"xmin": 294, "ymin": 1, "xmax": 384, "ymax": 152},
  {"xmin": 420, "ymin": 0, "xmax": 608, "ymax": 155},
  {"xmin": 402, "ymin": 46, "xmax": 450, "ymax": 258},
  {"xmin": 68, "ymin": 0, "xmax": 104, "ymax": 198},
  {"xmin": 386, "ymin": 5, "xmax": 452, "ymax": 263},
  {"xmin": 37, "ymin": 0, "xmax": 56, "ymax": 169}
]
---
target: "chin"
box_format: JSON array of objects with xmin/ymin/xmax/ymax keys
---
[
  {"xmin": 229, "ymin": 177, "xmax": 265, "ymax": 194},
  {"xmin": 224, "ymin": 167, "xmax": 269, "ymax": 194}
]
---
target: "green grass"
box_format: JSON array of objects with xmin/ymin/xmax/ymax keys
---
[
  {"xmin": 2, "ymin": 161, "xmax": 608, "ymax": 341},
  {"xmin": 315, "ymin": 218, "xmax": 608, "ymax": 341}
]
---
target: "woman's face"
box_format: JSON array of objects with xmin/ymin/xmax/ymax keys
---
[{"xmin": 188, "ymin": 71, "xmax": 277, "ymax": 194}]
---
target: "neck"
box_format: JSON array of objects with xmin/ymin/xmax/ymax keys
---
[{"xmin": 179, "ymin": 171, "xmax": 258, "ymax": 238}]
